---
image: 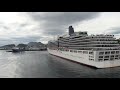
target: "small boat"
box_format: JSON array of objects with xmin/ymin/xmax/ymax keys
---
[{"xmin": 12, "ymin": 47, "xmax": 24, "ymax": 52}]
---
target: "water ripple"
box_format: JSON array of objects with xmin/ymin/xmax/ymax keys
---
[{"xmin": 0, "ymin": 50, "xmax": 120, "ymax": 78}]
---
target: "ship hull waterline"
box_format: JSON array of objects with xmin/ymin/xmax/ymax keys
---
[{"xmin": 47, "ymin": 49, "xmax": 120, "ymax": 69}]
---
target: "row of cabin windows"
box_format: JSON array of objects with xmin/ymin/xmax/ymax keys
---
[
  {"xmin": 89, "ymin": 56, "xmax": 94, "ymax": 58},
  {"xmin": 91, "ymin": 37, "xmax": 113, "ymax": 38},
  {"xmin": 70, "ymin": 50, "xmax": 88, "ymax": 54},
  {"xmin": 59, "ymin": 38, "xmax": 115, "ymax": 41},
  {"xmin": 91, "ymin": 35, "xmax": 113, "ymax": 36},
  {"xmin": 92, "ymin": 39, "xmax": 115, "ymax": 41},
  {"xmin": 98, "ymin": 57, "xmax": 120, "ymax": 61},
  {"xmin": 59, "ymin": 49, "xmax": 93, "ymax": 55},
  {"xmin": 59, "ymin": 49, "xmax": 69, "ymax": 52},
  {"xmin": 93, "ymin": 42, "xmax": 117, "ymax": 44},
  {"xmin": 99, "ymin": 55, "xmax": 119, "ymax": 58},
  {"xmin": 64, "ymin": 45, "xmax": 118, "ymax": 47},
  {"xmin": 65, "ymin": 42, "xmax": 117, "ymax": 45},
  {"xmin": 99, "ymin": 51, "xmax": 119, "ymax": 55},
  {"xmin": 89, "ymin": 59, "xmax": 94, "ymax": 61},
  {"xmin": 59, "ymin": 39, "xmax": 116, "ymax": 43}
]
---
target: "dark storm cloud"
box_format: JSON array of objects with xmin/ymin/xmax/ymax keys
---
[
  {"xmin": 28, "ymin": 12, "xmax": 100, "ymax": 36},
  {"xmin": 108, "ymin": 27, "xmax": 120, "ymax": 34},
  {"xmin": 0, "ymin": 12, "xmax": 101, "ymax": 45}
]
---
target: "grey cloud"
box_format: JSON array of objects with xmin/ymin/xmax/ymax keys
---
[
  {"xmin": 29, "ymin": 12, "xmax": 99, "ymax": 24},
  {"xmin": 13, "ymin": 23, "xmax": 32, "ymax": 29},
  {"xmin": 0, "ymin": 23, "xmax": 10, "ymax": 30},
  {"xmin": 0, "ymin": 20, "xmax": 41, "ymax": 45},
  {"xmin": 0, "ymin": 12, "xmax": 101, "ymax": 45},
  {"xmin": 3, "ymin": 26, "xmax": 9, "ymax": 30},
  {"xmin": 0, "ymin": 22, "xmax": 31, "ymax": 31},
  {"xmin": 11, "ymin": 36, "xmax": 42, "ymax": 43},
  {"xmin": 0, "ymin": 41, "xmax": 14, "ymax": 46},
  {"xmin": 0, "ymin": 38, "xmax": 15, "ymax": 46},
  {"xmin": 44, "ymin": 28, "xmax": 65, "ymax": 35},
  {"xmin": 0, "ymin": 26, "xmax": 9, "ymax": 30},
  {"xmin": 0, "ymin": 36, "xmax": 42, "ymax": 46},
  {"xmin": 107, "ymin": 27, "xmax": 120, "ymax": 34},
  {"xmin": 19, "ymin": 23, "xmax": 30, "ymax": 27},
  {"xmin": 28, "ymin": 12, "xmax": 100, "ymax": 36}
]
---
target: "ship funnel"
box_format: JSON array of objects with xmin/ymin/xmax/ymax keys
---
[{"xmin": 69, "ymin": 26, "xmax": 74, "ymax": 36}]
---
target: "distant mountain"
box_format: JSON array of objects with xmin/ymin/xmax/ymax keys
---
[
  {"xmin": 27, "ymin": 42, "xmax": 47, "ymax": 50},
  {"xmin": 0, "ymin": 42, "xmax": 47, "ymax": 51},
  {"xmin": 28, "ymin": 42, "xmax": 45, "ymax": 47},
  {"xmin": 17, "ymin": 44, "xmax": 28, "ymax": 48},
  {"xmin": 0, "ymin": 44, "xmax": 15, "ymax": 50}
]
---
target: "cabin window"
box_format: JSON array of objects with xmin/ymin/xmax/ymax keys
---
[
  {"xmin": 105, "ymin": 52, "xmax": 110, "ymax": 54},
  {"xmin": 104, "ymin": 56, "xmax": 109, "ymax": 58},
  {"xmin": 110, "ymin": 58, "xmax": 114, "ymax": 60},
  {"xmin": 111, "ymin": 51, "xmax": 115, "ymax": 54},
  {"xmin": 78, "ymin": 51, "xmax": 82, "ymax": 53},
  {"xmin": 83, "ymin": 51, "xmax": 88, "ymax": 54},
  {"xmin": 89, "ymin": 59, "xmax": 94, "ymax": 61},
  {"xmin": 70, "ymin": 50, "xmax": 73, "ymax": 52},
  {"xmin": 111, "ymin": 55, "xmax": 114, "ymax": 58},
  {"xmin": 89, "ymin": 52, "xmax": 93, "ymax": 55},
  {"xmin": 90, "ymin": 56, "xmax": 94, "ymax": 58},
  {"xmin": 116, "ymin": 51, "xmax": 119, "ymax": 54},
  {"xmin": 104, "ymin": 59, "xmax": 109, "ymax": 61},
  {"xmin": 115, "ymin": 58, "xmax": 118, "ymax": 60},
  {"xmin": 99, "ymin": 52, "xmax": 104, "ymax": 55},
  {"xmin": 99, "ymin": 56, "xmax": 103, "ymax": 58},
  {"xmin": 115, "ymin": 55, "xmax": 119, "ymax": 57},
  {"xmin": 74, "ymin": 50, "xmax": 77, "ymax": 53},
  {"xmin": 98, "ymin": 59, "xmax": 103, "ymax": 61},
  {"xmin": 65, "ymin": 50, "xmax": 69, "ymax": 52}
]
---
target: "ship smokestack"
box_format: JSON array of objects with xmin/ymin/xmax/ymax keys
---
[{"xmin": 69, "ymin": 26, "xmax": 74, "ymax": 36}]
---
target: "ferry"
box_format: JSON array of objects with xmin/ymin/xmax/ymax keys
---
[{"xmin": 12, "ymin": 47, "xmax": 24, "ymax": 52}]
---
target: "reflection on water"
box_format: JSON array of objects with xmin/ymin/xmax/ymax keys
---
[{"xmin": 0, "ymin": 50, "xmax": 120, "ymax": 78}]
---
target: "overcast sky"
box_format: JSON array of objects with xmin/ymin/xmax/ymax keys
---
[{"xmin": 0, "ymin": 12, "xmax": 120, "ymax": 46}]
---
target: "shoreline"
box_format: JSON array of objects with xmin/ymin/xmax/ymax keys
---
[{"xmin": 0, "ymin": 49, "xmax": 47, "ymax": 52}]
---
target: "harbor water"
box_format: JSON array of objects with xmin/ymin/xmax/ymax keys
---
[{"xmin": 0, "ymin": 50, "xmax": 120, "ymax": 78}]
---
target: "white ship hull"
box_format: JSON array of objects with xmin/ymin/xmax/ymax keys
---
[{"xmin": 47, "ymin": 48, "xmax": 120, "ymax": 68}]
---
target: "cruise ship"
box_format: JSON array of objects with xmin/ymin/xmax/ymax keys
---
[{"xmin": 47, "ymin": 26, "xmax": 120, "ymax": 68}]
